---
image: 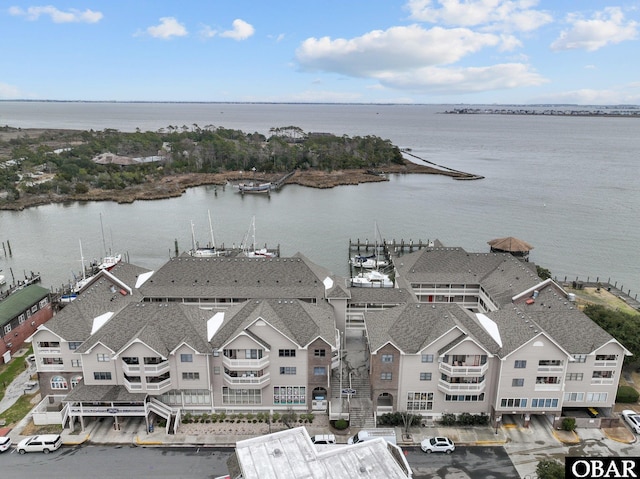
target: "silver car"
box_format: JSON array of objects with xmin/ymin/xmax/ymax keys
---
[{"xmin": 622, "ymin": 410, "xmax": 640, "ymax": 434}]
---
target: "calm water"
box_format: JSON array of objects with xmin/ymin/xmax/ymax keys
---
[{"xmin": 0, "ymin": 102, "xmax": 638, "ymax": 295}]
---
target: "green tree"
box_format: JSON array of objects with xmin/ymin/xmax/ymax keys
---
[{"xmin": 537, "ymin": 459, "xmax": 565, "ymax": 479}]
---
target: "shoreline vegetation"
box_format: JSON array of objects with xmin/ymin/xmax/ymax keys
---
[{"xmin": 0, "ymin": 126, "xmax": 480, "ymax": 211}]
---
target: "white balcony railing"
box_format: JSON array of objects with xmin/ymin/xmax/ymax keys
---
[
  {"xmin": 40, "ymin": 364, "xmax": 65, "ymax": 371},
  {"xmin": 38, "ymin": 348, "xmax": 61, "ymax": 355},
  {"xmin": 68, "ymin": 405, "xmax": 146, "ymax": 416},
  {"xmin": 124, "ymin": 379, "xmax": 143, "ymax": 391},
  {"xmin": 222, "ymin": 356, "xmax": 269, "ymax": 369},
  {"xmin": 534, "ymin": 383, "xmax": 562, "ymax": 391},
  {"xmin": 144, "ymin": 362, "xmax": 170, "ymax": 375},
  {"xmin": 146, "ymin": 378, "xmax": 172, "ymax": 391},
  {"xmin": 439, "ymin": 362, "xmax": 488, "ymax": 376},
  {"xmin": 122, "ymin": 363, "xmax": 141, "ymax": 374},
  {"xmin": 537, "ymin": 366, "xmax": 564, "ymax": 372},
  {"xmin": 593, "ymin": 360, "xmax": 618, "ymax": 368},
  {"xmin": 437, "ymin": 379, "xmax": 486, "ymax": 394},
  {"xmin": 591, "ymin": 378, "xmax": 615, "ymax": 386},
  {"xmin": 223, "ymin": 372, "xmax": 271, "ymax": 387}
]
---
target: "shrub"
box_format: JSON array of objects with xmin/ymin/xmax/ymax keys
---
[
  {"xmin": 439, "ymin": 413, "xmax": 457, "ymax": 426},
  {"xmin": 617, "ymin": 385, "xmax": 640, "ymax": 403},
  {"xmin": 272, "ymin": 412, "xmax": 281, "ymax": 422},
  {"xmin": 334, "ymin": 419, "xmax": 349, "ymax": 430},
  {"xmin": 562, "ymin": 417, "xmax": 576, "ymax": 431}
]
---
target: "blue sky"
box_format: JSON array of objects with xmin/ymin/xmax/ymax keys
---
[{"xmin": 2, "ymin": 1, "xmax": 639, "ymax": 104}]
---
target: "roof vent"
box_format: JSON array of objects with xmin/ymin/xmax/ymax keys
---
[{"xmin": 273, "ymin": 448, "xmax": 282, "ymax": 457}]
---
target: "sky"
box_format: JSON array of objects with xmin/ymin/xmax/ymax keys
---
[{"xmin": 1, "ymin": 1, "xmax": 639, "ymax": 104}]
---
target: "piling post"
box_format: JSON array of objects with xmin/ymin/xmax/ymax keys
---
[
  {"xmin": 7, "ymin": 240, "xmax": 12, "ymax": 256},
  {"xmin": 174, "ymin": 239, "xmax": 179, "ymax": 257},
  {"xmin": 2, "ymin": 242, "xmax": 5, "ymax": 256}
]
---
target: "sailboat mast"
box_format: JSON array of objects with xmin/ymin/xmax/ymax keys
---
[
  {"xmin": 207, "ymin": 210, "xmax": 215, "ymax": 249},
  {"xmin": 100, "ymin": 212, "xmax": 107, "ymax": 256}
]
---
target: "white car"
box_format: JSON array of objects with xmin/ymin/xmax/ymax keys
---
[
  {"xmin": 420, "ymin": 436, "xmax": 455, "ymax": 454},
  {"xmin": 16, "ymin": 434, "xmax": 62, "ymax": 454},
  {"xmin": 622, "ymin": 410, "xmax": 640, "ymax": 434},
  {"xmin": 311, "ymin": 434, "xmax": 336, "ymax": 445},
  {"xmin": 0, "ymin": 436, "xmax": 12, "ymax": 453}
]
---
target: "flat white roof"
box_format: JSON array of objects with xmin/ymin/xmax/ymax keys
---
[{"xmin": 235, "ymin": 427, "xmax": 410, "ymax": 479}]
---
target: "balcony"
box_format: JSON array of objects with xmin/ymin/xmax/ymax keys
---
[
  {"xmin": 537, "ymin": 365, "xmax": 564, "ymax": 373},
  {"xmin": 223, "ymin": 372, "xmax": 271, "ymax": 387},
  {"xmin": 68, "ymin": 405, "xmax": 146, "ymax": 416},
  {"xmin": 591, "ymin": 378, "xmax": 615, "ymax": 386},
  {"xmin": 439, "ymin": 362, "xmax": 488, "ymax": 376},
  {"xmin": 38, "ymin": 348, "xmax": 61, "ymax": 355},
  {"xmin": 437, "ymin": 379, "xmax": 486, "ymax": 394},
  {"xmin": 124, "ymin": 378, "xmax": 143, "ymax": 391},
  {"xmin": 144, "ymin": 362, "xmax": 170, "ymax": 375},
  {"xmin": 222, "ymin": 355, "xmax": 269, "ymax": 369},
  {"xmin": 593, "ymin": 360, "xmax": 618, "ymax": 368},
  {"xmin": 40, "ymin": 364, "xmax": 65, "ymax": 372},
  {"xmin": 122, "ymin": 363, "xmax": 141, "ymax": 374},
  {"xmin": 534, "ymin": 383, "xmax": 562, "ymax": 391},
  {"xmin": 146, "ymin": 378, "xmax": 172, "ymax": 391}
]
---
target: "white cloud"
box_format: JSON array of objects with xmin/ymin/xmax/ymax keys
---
[
  {"xmin": 551, "ymin": 7, "xmax": 638, "ymax": 52},
  {"xmin": 8, "ymin": 5, "xmax": 103, "ymax": 23},
  {"xmin": 220, "ymin": 19, "xmax": 255, "ymax": 41},
  {"xmin": 406, "ymin": 0, "xmax": 552, "ymax": 32},
  {"xmin": 375, "ymin": 63, "xmax": 547, "ymax": 94},
  {"xmin": 144, "ymin": 17, "xmax": 188, "ymax": 39},
  {"xmin": 0, "ymin": 82, "xmax": 23, "ymax": 99},
  {"xmin": 199, "ymin": 25, "xmax": 217, "ymax": 39},
  {"xmin": 296, "ymin": 24, "xmax": 499, "ymax": 76}
]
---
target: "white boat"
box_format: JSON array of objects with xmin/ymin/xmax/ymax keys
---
[
  {"xmin": 189, "ymin": 211, "xmax": 224, "ymax": 257},
  {"xmin": 98, "ymin": 253, "xmax": 122, "ymax": 270},
  {"xmin": 0, "ymin": 273, "xmax": 5, "ymax": 286},
  {"xmin": 237, "ymin": 182, "xmax": 271, "ymax": 194},
  {"xmin": 350, "ymin": 270, "xmax": 394, "ymax": 288},
  {"xmin": 350, "ymin": 254, "xmax": 389, "ymax": 269},
  {"xmin": 241, "ymin": 216, "xmax": 277, "ymax": 258}
]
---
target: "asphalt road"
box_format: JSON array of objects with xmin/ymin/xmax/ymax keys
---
[{"xmin": 0, "ymin": 444, "xmax": 518, "ymax": 479}]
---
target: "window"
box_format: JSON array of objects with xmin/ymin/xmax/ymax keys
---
[
  {"xmin": 213, "ymin": 366, "xmax": 220, "ymax": 375},
  {"xmin": 31, "ymin": 305, "xmax": 38, "ymax": 313},
  {"xmin": 94, "ymin": 372, "xmax": 112, "ymax": 381},
  {"xmin": 314, "ymin": 349, "xmax": 326, "ymax": 357},
  {"xmin": 445, "ymin": 394, "xmax": 485, "ymax": 402},
  {"xmin": 279, "ymin": 349, "xmax": 296, "ymax": 357},
  {"xmin": 39, "ymin": 298, "xmax": 48, "ymax": 308},
  {"xmin": 180, "ymin": 353, "xmax": 193, "ymax": 362},
  {"xmin": 71, "ymin": 375, "xmax": 82, "ymax": 388},
  {"xmin": 3, "ymin": 324, "xmax": 10, "ymax": 335},
  {"xmin": 71, "ymin": 359, "xmax": 82, "ymax": 368},
  {"xmin": 18, "ymin": 314, "xmax": 25, "ymax": 325},
  {"xmin": 223, "ymin": 387, "xmax": 262, "ymax": 405},
  {"xmin": 273, "ymin": 386, "xmax": 306, "ymax": 405},
  {"xmin": 539, "ymin": 359, "xmax": 562, "ymax": 366},
  {"xmin": 420, "ymin": 372, "xmax": 432, "ymax": 381},
  {"xmin": 586, "ymin": 392, "xmax": 608, "ymax": 402},
  {"xmin": 512, "ymin": 378, "xmax": 524, "ymax": 387},
  {"xmin": 536, "ymin": 376, "xmax": 560, "ymax": 384},
  {"xmin": 531, "ymin": 398, "xmax": 559, "ymax": 408},
  {"xmin": 97, "ymin": 353, "xmax": 109, "ymax": 362},
  {"xmin": 407, "ymin": 392, "xmax": 434, "ymax": 411},
  {"xmin": 50, "ymin": 376, "xmax": 68, "ymax": 390},
  {"xmin": 68, "ymin": 342, "xmax": 82, "ymax": 350},
  {"xmin": 280, "ymin": 367, "xmax": 296, "ymax": 375},
  {"xmin": 182, "ymin": 372, "xmax": 200, "ymax": 380},
  {"xmin": 381, "ymin": 354, "xmax": 394, "ymax": 363},
  {"xmin": 592, "ymin": 371, "xmax": 613, "ymax": 379},
  {"xmin": 572, "ymin": 354, "xmax": 587, "ymax": 363},
  {"xmin": 566, "ymin": 373, "xmax": 583, "ymax": 381},
  {"xmin": 421, "ymin": 354, "xmax": 434, "ymax": 363},
  {"xmin": 314, "ymin": 367, "xmax": 326, "ymax": 376},
  {"xmin": 564, "ymin": 392, "xmax": 584, "ymax": 402},
  {"xmin": 244, "ymin": 349, "xmax": 262, "ymax": 359},
  {"xmin": 500, "ymin": 398, "xmax": 527, "ymax": 408},
  {"xmin": 596, "ymin": 354, "xmax": 617, "ymax": 361},
  {"xmin": 381, "ymin": 372, "xmax": 392, "ymax": 380},
  {"xmin": 514, "ymin": 360, "xmax": 527, "ymax": 368}
]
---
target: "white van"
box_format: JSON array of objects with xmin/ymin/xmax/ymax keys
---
[
  {"xmin": 16, "ymin": 434, "xmax": 62, "ymax": 454},
  {"xmin": 347, "ymin": 428, "xmax": 396, "ymax": 445}
]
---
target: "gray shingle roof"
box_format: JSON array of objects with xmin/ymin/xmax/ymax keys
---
[
  {"xmin": 76, "ymin": 302, "xmax": 212, "ymax": 356},
  {"xmin": 138, "ymin": 255, "xmax": 328, "ymax": 301},
  {"xmin": 43, "ymin": 263, "xmax": 148, "ymax": 341},
  {"xmin": 63, "ymin": 384, "xmax": 147, "ymax": 403},
  {"xmin": 210, "ymin": 299, "xmax": 336, "ymax": 350}
]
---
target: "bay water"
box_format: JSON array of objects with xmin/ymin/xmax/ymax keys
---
[{"xmin": 0, "ymin": 102, "xmax": 638, "ymax": 295}]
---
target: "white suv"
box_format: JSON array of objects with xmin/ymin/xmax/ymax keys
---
[
  {"xmin": 16, "ymin": 434, "xmax": 62, "ymax": 454},
  {"xmin": 622, "ymin": 410, "xmax": 640, "ymax": 434}
]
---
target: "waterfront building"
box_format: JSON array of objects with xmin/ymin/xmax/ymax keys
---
[{"xmin": 25, "ymin": 243, "xmax": 629, "ymax": 432}]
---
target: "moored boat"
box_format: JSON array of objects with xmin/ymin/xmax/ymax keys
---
[
  {"xmin": 237, "ymin": 182, "xmax": 272, "ymax": 194},
  {"xmin": 350, "ymin": 270, "xmax": 394, "ymax": 288},
  {"xmin": 350, "ymin": 254, "xmax": 389, "ymax": 269}
]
